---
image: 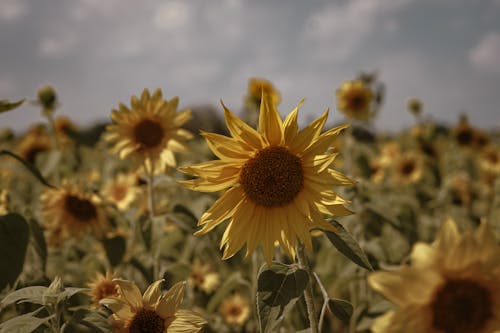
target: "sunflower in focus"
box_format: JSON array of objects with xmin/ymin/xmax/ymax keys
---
[
  {"xmin": 179, "ymin": 92, "xmax": 354, "ymax": 264},
  {"xmin": 368, "ymin": 219, "xmax": 500, "ymax": 333},
  {"xmin": 336, "ymin": 80, "xmax": 373, "ymax": 121},
  {"xmin": 87, "ymin": 271, "xmax": 120, "ymax": 307},
  {"xmin": 105, "ymin": 89, "xmax": 193, "ymax": 173},
  {"xmin": 219, "ymin": 293, "xmax": 251, "ymax": 326},
  {"xmin": 102, "ymin": 173, "xmax": 140, "ymax": 211},
  {"xmin": 100, "ymin": 279, "xmax": 206, "ymax": 333},
  {"xmin": 40, "ymin": 181, "xmax": 106, "ymax": 243}
]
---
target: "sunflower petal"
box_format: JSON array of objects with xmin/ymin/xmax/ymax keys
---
[
  {"xmin": 113, "ymin": 279, "xmax": 142, "ymax": 311},
  {"xmin": 258, "ymin": 91, "xmax": 284, "ymax": 146},
  {"xmin": 222, "ymin": 101, "xmax": 264, "ymax": 149},
  {"xmin": 157, "ymin": 281, "xmax": 186, "ymax": 318},
  {"xmin": 143, "ymin": 279, "xmax": 164, "ymax": 308}
]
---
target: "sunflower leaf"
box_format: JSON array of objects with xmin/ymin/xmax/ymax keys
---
[
  {"xmin": 257, "ymin": 263, "xmax": 309, "ymax": 333},
  {"xmin": 28, "ymin": 219, "xmax": 47, "ymax": 273},
  {"xmin": 73, "ymin": 309, "xmax": 111, "ymax": 333},
  {"xmin": 1, "ymin": 286, "xmax": 47, "ymax": 307},
  {"xmin": 327, "ymin": 298, "xmax": 353, "ymax": 324},
  {"xmin": 322, "ymin": 219, "xmax": 373, "ymax": 271},
  {"xmin": 0, "ymin": 150, "xmax": 55, "ymax": 188},
  {"xmin": 0, "ymin": 309, "xmax": 53, "ymax": 333},
  {"xmin": 0, "ymin": 98, "xmax": 25, "ymax": 113},
  {"xmin": 102, "ymin": 235, "xmax": 126, "ymax": 267},
  {"xmin": 0, "ymin": 213, "xmax": 30, "ymax": 291}
]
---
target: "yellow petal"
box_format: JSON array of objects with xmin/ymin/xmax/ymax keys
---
[
  {"xmin": 196, "ymin": 186, "xmax": 245, "ymax": 233},
  {"xmin": 157, "ymin": 281, "xmax": 186, "ymax": 318},
  {"xmin": 222, "ymin": 101, "xmax": 264, "ymax": 150},
  {"xmin": 166, "ymin": 309, "xmax": 206, "ymax": 333},
  {"xmin": 99, "ymin": 297, "xmax": 134, "ymax": 321},
  {"xmin": 143, "ymin": 279, "xmax": 164, "ymax": 308},
  {"xmin": 289, "ymin": 109, "xmax": 329, "ymax": 152},
  {"xmin": 113, "ymin": 279, "xmax": 143, "ymax": 311},
  {"xmin": 201, "ymin": 131, "xmax": 254, "ymax": 160},
  {"xmin": 283, "ymin": 98, "xmax": 305, "ymax": 143},
  {"xmin": 258, "ymin": 91, "xmax": 284, "ymax": 146}
]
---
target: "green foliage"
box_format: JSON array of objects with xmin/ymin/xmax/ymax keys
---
[
  {"xmin": 0, "ymin": 99, "xmax": 25, "ymax": 113},
  {"xmin": 0, "ymin": 150, "xmax": 55, "ymax": 188},
  {"xmin": 328, "ymin": 298, "xmax": 353, "ymax": 324},
  {"xmin": 0, "ymin": 213, "xmax": 30, "ymax": 291}
]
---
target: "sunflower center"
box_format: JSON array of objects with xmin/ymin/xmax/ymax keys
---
[
  {"xmin": 228, "ymin": 305, "xmax": 242, "ymax": 317},
  {"xmin": 456, "ymin": 129, "xmax": 473, "ymax": 146},
  {"xmin": 348, "ymin": 93, "xmax": 368, "ymax": 111},
  {"xmin": 431, "ymin": 278, "xmax": 492, "ymax": 333},
  {"xmin": 400, "ymin": 160, "xmax": 415, "ymax": 175},
  {"xmin": 112, "ymin": 185, "xmax": 128, "ymax": 202},
  {"xmin": 129, "ymin": 309, "xmax": 165, "ymax": 333},
  {"xmin": 65, "ymin": 196, "xmax": 97, "ymax": 222},
  {"xmin": 240, "ymin": 146, "xmax": 304, "ymax": 207},
  {"xmin": 134, "ymin": 119, "xmax": 164, "ymax": 148}
]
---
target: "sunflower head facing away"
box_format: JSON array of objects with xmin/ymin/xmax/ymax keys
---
[
  {"xmin": 219, "ymin": 293, "xmax": 251, "ymax": 326},
  {"xmin": 105, "ymin": 89, "xmax": 193, "ymax": 173},
  {"xmin": 368, "ymin": 219, "xmax": 500, "ymax": 333},
  {"xmin": 247, "ymin": 77, "xmax": 281, "ymax": 107},
  {"xmin": 41, "ymin": 181, "xmax": 106, "ymax": 244},
  {"xmin": 100, "ymin": 279, "xmax": 206, "ymax": 333},
  {"xmin": 336, "ymin": 80, "xmax": 373, "ymax": 121},
  {"xmin": 87, "ymin": 271, "xmax": 120, "ymax": 307},
  {"xmin": 179, "ymin": 92, "xmax": 354, "ymax": 264}
]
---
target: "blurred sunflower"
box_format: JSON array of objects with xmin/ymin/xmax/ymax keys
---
[
  {"xmin": 480, "ymin": 145, "xmax": 500, "ymax": 175},
  {"xmin": 368, "ymin": 219, "xmax": 500, "ymax": 333},
  {"xmin": 219, "ymin": 293, "xmax": 251, "ymax": 326},
  {"xmin": 87, "ymin": 271, "xmax": 120, "ymax": 307},
  {"xmin": 41, "ymin": 181, "xmax": 106, "ymax": 242},
  {"xmin": 246, "ymin": 77, "xmax": 281, "ymax": 107},
  {"xmin": 105, "ymin": 89, "xmax": 193, "ymax": 173},
  {"xmin": 17, "ymin": 129, "xmax": 51, "ymax": 164},
  {"xmin": 188, "ymin": 259, "xmax": 220, "ymax": 294},
  {"xmin": 392, "ymin": 152, "xmax": 423, "ymax": 185},
  {"xmin": 100, "ymin": 280, "xmax": 206, "ymax": 333},
  {"xmin": 336, "ymin": 80, "xmax": 373, "ymax": 120},
  {"xmin": 0, "ymin": 189, "xmax": 9, "ymax": 215},
  {"xmin": 179, "ymin": 92, "xmax": 354, "ymax": 263},
  {"xmin": 102, "ymin": 173, "xmax": 140, "ymax": 211}
]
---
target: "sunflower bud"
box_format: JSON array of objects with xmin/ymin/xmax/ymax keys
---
[
  {"xmin": 37, "ymin": 85, "xmax": 58, "ymax": 111},
  {"xmin": 407, "ymin": 98, "xmax": 422, "ymax": 116}
]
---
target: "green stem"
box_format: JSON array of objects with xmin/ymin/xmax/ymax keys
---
[{"xmin": 296, "ymin": 243, "xmax": 319, "ymax": 333}]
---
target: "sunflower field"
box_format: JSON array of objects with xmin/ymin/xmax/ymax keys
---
[{"xmin": 0, "ymin": 75, "xmax": 499, "ymax": 333}]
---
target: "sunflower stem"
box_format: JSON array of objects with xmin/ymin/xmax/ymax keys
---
[
  {"xmin": 296, "ymin": 242, "xmax": 319, "ymax": 333},
  {"xmin": 146, "ymin": 166, "xmax": 156, "ymax": 217}
]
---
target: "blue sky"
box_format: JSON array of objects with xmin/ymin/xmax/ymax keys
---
[{"xmin": 1, "ymin": 0, "xmax": 500, "ymax": 132}]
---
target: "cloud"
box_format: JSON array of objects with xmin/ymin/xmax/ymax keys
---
[
  {"xmin": 0, "ymin": 0, "xmax": 29, "ymax": 22},
  {"xmin": 303, "ymin": 0, "xmax": 412, "ymax": 61},
  {"xmin": 154, "ymin": 1, "xmax": 191, "ymax": 31},
  {"xmin": 38, "ymin": 33, "xmax": 77, "ymax": 58},
  {"xmin": 468, "ymin": 32, "xmax": 500, "ymax": 75}
]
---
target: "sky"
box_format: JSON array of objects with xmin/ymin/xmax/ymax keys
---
[{"xmin": 1, "ymin": 0, "xmax": 500, "ymax": 133}]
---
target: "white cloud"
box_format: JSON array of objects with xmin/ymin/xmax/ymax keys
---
[
  {"xmin": 154, "ymin": 1, "xmax": 190, "ymax": 30},
  {"xmin": 0, "ymin": 0, "xmax": 29, "ymax": 22},
  {"xmin": 303, "ymin": 0, "xmax": 412, "ymax": 61},
  {"xmin": 469, "ymin": 32, "xmax": 500, "ymax": 75},
  {"xmin": 38, "ymin": 34, "xmax": 77, "ymax": 58}
]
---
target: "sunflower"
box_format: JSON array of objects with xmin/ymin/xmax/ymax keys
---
[
  {"xmin": 179, "ymin": 92, "xmax": 354, "ymax": 263},
  {"xmin": 188, "ymin": 259, "xmax": 220, "ymax": 294},
  {"xmin": 246, "ymin": 77, "xmax": 281, "ymax": 107},
  {"xmin": 219, "ymin": 293, "xmax": 251, "ymax": 326},
  {"xmin": 102, "ymin": 173, "xmax": 140, "ymax": 211},
  {"xmin": 17, "ymin": 128, "xmax": 52, "ymax": 164},
  {"xmin": 40, "ymin": 180, "xmax": 106, "ymax": 243},
  {"xmin": 100, "ymin": 279, "xmax": 206, "ymax": 333},
  {"xmin": 336, "ymin": 80, "xmax": 373, "ymax": 120},
  {"xmin": 368, "ymin": 219, "xmax": 500, "ymax": 333},
  {"xmin": 0, "ymin": 189, "xmax": 9, "ymax": 215},
  {"xmin": 105, "ymin": 89, "xmax": 193, "ymax": 173},
  {"xmin": 392, "ymin": 152, "xmax": 423, "ymax": 185},
  {"xmin": 480, "ymin": 145, "xmax": 500, "ymax": 175},
  {"xmin": 87, "ymin": 271, "xmax": 120, "ymax": 307}
]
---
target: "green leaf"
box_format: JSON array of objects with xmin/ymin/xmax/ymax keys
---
[
  {"xmin": 0, "ymin": 99, "xmax": 25, "ymax": 113},
  {"xmin": 57, "ymin": 287, "xmax": 89, "ymax": 302},
  {"xmin": 0, "ymin": 150, "xmax": 55, "ymax": 188},
  {"xmin": 327, "ymin": 298, "xmax": 353, "ymax": 324},
  {"xmin": 74, "ymin": 309, "xmax": 111, "ymax": 333},
  {"xmin": 0, "ymin": 213, "xmax": 30, "ymax": 290},
  {"xmin": 0, "ymin": 309, "xmax": 53, "ymax": 333},
  {"xmin": 102, "ymin": 235, "xmax": 126, "ymax": 267},
  {"xmin": 322, "ymin": 219, "xmax": 373, "ymax": 271},
  {"xmin": 257, "ymin": 263, "xmax": 309, "ymax": 333},
  {"xmin": 28, "ymin": 219, "xmax": 47, "ymax": 272},
  {"xmin": 1, "ymin": 286, "xmax": 47, "ymax": 307}
]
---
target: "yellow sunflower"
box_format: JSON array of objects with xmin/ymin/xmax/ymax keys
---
[
  {"xmin": 188, "ymin": 259, "xmax": 220, "ymax": 294},
  {"xmin": 87, "ymin": 271, "xmax": 120, "ymax": 307},
  {"xmin": 102, "ymin": 173, "xmax": 140, "ymax": 211},
  {"xmin": 392, "ymin": 152, "xmax": 424, "ymax": 185},
  {"xmin": 368, "ymin": 219, "xmax": 500, "ymax": 333},
  {"xmin": 179, "ymin": 92, "xmax": 354, "ymax": 263},
  {"xmin": 100, "ymin": 279, "xmax": 206, "ymax": 333},
  {"xmin": 336, "ymin": 80, "xmax": 373, "ymax": 121},
  {"xmin": 105, "ymin": 89, "xmax": 193, "ymax": 173},
  {"xmin": 247, "ymin": 77, "xmax": 281, "ymax": 106},
  {"xmin": 17, "ymin": 128, "xmax": 52, "ymax": 164},
  {"xmin": 40, "ymin": 181, "xmax": 106, "ymax": 243},
  {"xmin": 219, "ymin": 293, "xmax": 251, "ymax": 326},
  {"xmin": 0, "ymin": 189, "xmax": 9, "ymax": 215}
]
